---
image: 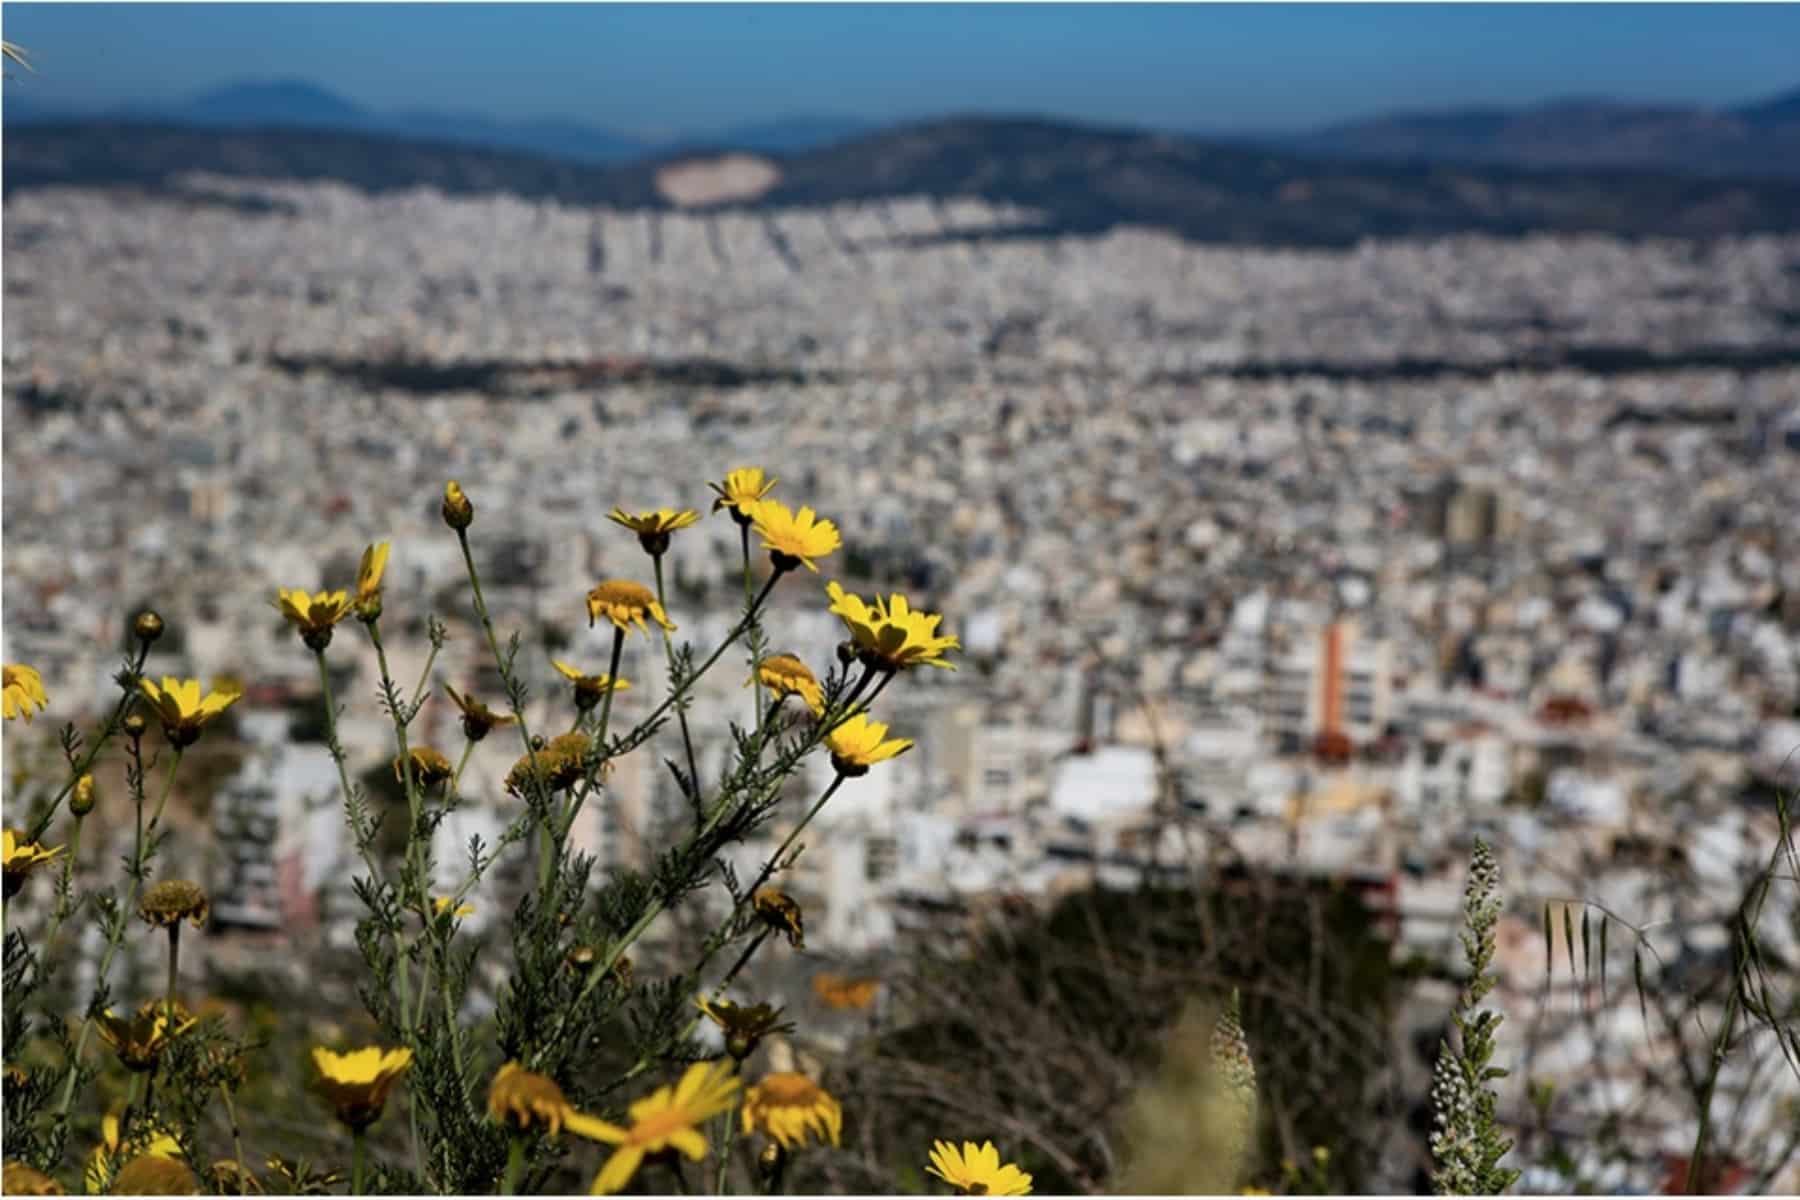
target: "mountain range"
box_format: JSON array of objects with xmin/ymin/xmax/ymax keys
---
[
  {"xmin": 7, "ymin": 77, "xmax": 1800, "ymax": 178},
  {"xmin": 0, "ymin": 79, "xmax": 872, "ymax": 161}
]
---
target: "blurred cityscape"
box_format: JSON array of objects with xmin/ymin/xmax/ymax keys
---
[{"xmin": 5, "ymin": 175, "xmax": 1800, "ymax": 1190}]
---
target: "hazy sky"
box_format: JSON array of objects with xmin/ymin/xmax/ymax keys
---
[{"xmin": 6, "ymin": 3, "xmax": 1798, "ymax": 136}]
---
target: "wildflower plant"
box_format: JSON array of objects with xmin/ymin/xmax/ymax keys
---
[
  {"xmin": 1429, "ymin": 839, "xmax": 1520, "ymax": 1195},
  {"xmin": 0, "ymin": 467, "xmax": 1088, "ymax": 1194}
]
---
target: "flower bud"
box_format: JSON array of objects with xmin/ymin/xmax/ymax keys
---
[
  {"xmin": 836, "ymin": 640, "xmax": 857, "ymax": 667},
  {"xmin": 71, "ymin": 773, "xmax": 98, "ymax": 817},
  {"xmin": 442, "ymin": 480, "xmax": 474, "ymax": 531},
  {"xmin": 123, "ymin": 713, "xmax": 148, "ymax": 740},
  {"xmin": 758, "ymin": 1143, "xmax": 787, "ymax": 1182},
  {"xmin": 133, "ymin": 610, "xmax": 165, "ymax": 645}
]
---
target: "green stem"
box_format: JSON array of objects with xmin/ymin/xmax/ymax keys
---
[
  {"xmin": 502, "ymin": 1133, "xmax": 526, "ymax": 1194},
  {"xmin": 654, "ymin": 553, "xmax": 705, "ymax": 813},
  {"xmin": 561, "ymin": 627, "xmax": 627, "ymax": 844},
  {"xmin": 165, "ymin": 925, "xmax": 181, "ymax": 1013},
  {"xmin": 745, "ymin": 775, "xmax": 848, "ymax": 902},
  {"xmin": 27, "ymin": 641, "xmax": 151, "ymax": 843},
  {"xmin": 365, "ymin": 622, "xmax": 422, "ymax": 1056},
  {"xmin": 218, "ymin": 1083, "xmax": 247, "ymax": 1189},
  {"xmin": 741, "ymin": 521, "xmax": 762, "ymax": 731},
  {"xmin": 715, "ymin": 1110, "xmax": 738, "ymax": 1195},
  {"xmin": 352, "ymin": 1129, "xmax": 368, "ymax": 1195},
  {"xmin": 145, "ymin": 746, "xmax": 183, "ymax": 838},
  {"xmin": 55, "ymin": 740, "xmax": 182, "ymax": 1127},
  {"xmin": 450, "ymin": 738, "xmax": 475, "ymax": 799}
]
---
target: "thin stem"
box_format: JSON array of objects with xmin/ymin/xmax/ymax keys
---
[
  {"xmin": 561, "ymin": 627, "xmax": 626, "ymax": 844},
  {"xmin": 450, "ymin": 738, "xmax": 475, "ymax": 800},
  {"xmin": 365, "ymin": 622, "xmax": 422, "ymax": 1063},
  {"xmin": 27, "ymin": 641, "xmax": 151, "ymax": 843},
  {"xmin": 654, "ymin": 553, "xmax": 704, "ymax": 812},
  {"xmin": 352, "ymin": 1129, "xmax": 368, "ymax": 1195},
  {"xmin": 715, "ymin": 1110, "xmax": 738, "ymax": 1195},
  {"xmin": 218, "ymin": 1083, "xmax": 247, "ymax": 1187},
  {"xmin": 146, "ymin": 747, "xmax": 183, "ymax": 838},
  {"xmin": 165, "ymin": 925, "xmax": 181, "ymax": 1013},
  {"xmin": 746, "ymin": 774, "xmax": 848, "ymax": 903},
  {"xmin": 741, "ymin": 521, "xmax": 762, "ymax": 730},
  {"xmin": 502, "ymin": 1133, "xmax": 527, "ymax": 1194}
]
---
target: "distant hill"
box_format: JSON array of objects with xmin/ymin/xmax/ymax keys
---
[
  {"xmin": 9, "ymin": 115, "xmax": 1800, "ymax": 247},
  {"xmin": 1, "ymin": 78, "xmax": 862, "ymax": 165},
  {"xmin": 1277, "ymin": 86, "xmax": 1800, "ymax": 180}
]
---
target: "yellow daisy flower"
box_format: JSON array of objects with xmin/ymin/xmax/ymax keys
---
[
  {"xmin": 505, "ymin": 731, "xmax": 596, "ymax": 797},
  {"xmin": 742, "ymin": 1073, "xmax": 843, "ymax": 1151},
  {"xmin": 97, "ymin": 1001, "xmax": 196, "ymax": 1073},
  {"xmin": 275, "ymin": 588, "xmax": 352, "ymax": 650},
  {"xmin": 4, "ymin": 1160, "xmax": 63, "ymax": 1195},
  {"xmin": 86, "ymin": 1113, "xmax": 181, "ymax": 1194},
  {"xmin": 586, "ymin": 581, "xmax": 676, "ymax": 638},
  {"xmin": 581, "ymin": 1061, "xmax": 741, "ymax": 1195},
  {"xmin": 393, "ymin": 746, "xmax": 455, "ymax": 788},
  {"xmin": 2, "ymin": 664, "xmax": 48, "ymax": 722},
  {"xmin": 108, "ymin": 1155, "xmax": 197, "ymax": 1196},
  {"xmin": 608, "ymin": 507, "xmax": 700, "ymax": 556},
  {"xmin": 743, "ymin": 500, "xmax": 841, "ymax": 574},
  {"xmin": 311, "ymin": 1046, "xmax": 413, "ymax": 1132},
  {"xmin": 551, "ymin": 660, "xmax": 631, "ymax": 712},
  {"xmin": 709, "ymin": 468, "xmax": 777, "ymax": 523},
  {"xmin": 355, "ymin": 541, "xmax": 390, "ymax": 618},
  {"xmin": 811, "ymin": 973, "xmax": 880, "ymax": 1012},
  {"xmin": 442, "ymin": 480, "xmax": 474, "ymax": 530},
  {"xmin": 824, "ymin": 713, "xmax": 914, "ymax": 777},
  {"xmin": 489, "ymin": 1062, "xmax": 582, "ymax": 1136},
  {"xmin": 752, "ymin": 889, "xmax": 805, "ymax": 949},
  {"xmin": 444, "ymin": 683, "xmax": 518, "ymax": 742},
  {"xmin": 750, "ymin": 654, "xmax": 824, "ymax": 715},
  {"xmin": 826, "ymin": 583, "xmax": 959, "ymax": 672},
  {"xmin": 433, "ymin": 896, "xmax": 475, "ymax": 920},
  {"xmin": 695, "ymin": 996, "xmax": 795, "ymax": 1062},
  {"xmin": 3, "ymin": 830, "xmax": 65, "ymax": 899},
  {"xmin": 926, "ymin": 1140, "xmax": 1034, "ymax": 1196},
  {"xmin": 138, "ymin": 879, "xmax": 210, "ymax": 929},
  {"xmin": 137, "ymin": 678, "xmax": 242, "ymax": 748}
]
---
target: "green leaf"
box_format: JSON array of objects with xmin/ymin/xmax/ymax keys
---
[
  {"xmin": 1563, "ymin": 903, "xmax": 1577, "ymax": 992},
  {"xmin": 1580, "ymin": 907, "xmax": 1590, "ymax": 987},
  {"xmin": 1543, "ymin": 905, "xmax": 1553, "ymax": 987},
  {"xmin": 1599, "ymin": 915, "xmax": 1609, "ymax": 1003},
  {"xmin": 1633, "ymin": 946, "xmax": 1649, "ymax": 1033}
]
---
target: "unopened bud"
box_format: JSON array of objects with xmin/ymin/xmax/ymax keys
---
[
  {"xmin": 442, "ymin": 480, "xmax": 474, "ymax": 531},
  {"xmin": 123, "ymin": 713, "xmax": 148, "ymax": 740},
  {"xmin": 133, "ymin": 610, "xmax": 165, "ymax": 644},
  {"xmin": 836, "ymin": 641, "xmax": 857, "ymax": 667},
  {"xmin": 758, "ymin": 1143, "xmax": 786, "ymax": 1181},
  {"xmin": 71, "ymin": 773, "xmax": 98, "ymax": 817}
]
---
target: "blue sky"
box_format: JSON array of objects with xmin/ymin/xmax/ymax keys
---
[{"xmin": 5, "ymin": 4, "xmax": 1798, "ymax": 136}]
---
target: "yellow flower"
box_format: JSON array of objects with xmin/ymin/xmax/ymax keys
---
[
  {"xmin": 393, "ymin": 746, "xmax": 455, "ymax": 788},
  {"xmin": 586, "ymin": 581, "xmax": 675, "ymax": 638},
  {"xmin": 137, "ymin": 678, "xmax": 242, "ymax": 748},
  {"xmin": 824, "ymin": 713, "xmax": 914, "ymax": 777},
  {"xmin": 743, "ymin": 500, "xmax": 840, "ymax": 573},
  {"xmin": 444, "ymin": 683, "xmax": 518, "ymax": 742},
  {"xmin": 695, "ymin": 996, "xmax": 794, "ymax": 1062},
  {"xmin": 926, "ymin": 1141, "xmax": 1033, "ymax": 1196},
  {"xmin": 275, "ymin": 589, "xmax": 352, "ymax": 649},
  {"xmin": 97, "ymin": 1001, "xmax": 196, "ymax": 1073},
  {"xmin": 488, "ymin": 1062, "xmax": 582, "ymax": 1135},
  {"xmin": 108, "ymin": 1155, "xmax": 197, "ymax": 1196},
  {"xmin": 826, "ymin": 583, "xmax": 960, "ymax": 672},
  {"xmin": 608, "ymin": 507, "xmax": 700, "ymax": 556},
  {"xmin": 4, "ymin": 1161, "xmax": 63, "ymax": 1195},
  {"xmin": 504, "ymin": 731, "xmax": 595, "ymax": 797},
  {"xmin": 2, "ymin": 664, "xmax": 48, "ymax": 722},
  {"xmin": 355, "ymin": 541, "xmax": 390, "ymax": 618},
  {"xmin": 86, "ymin": 1113, "xmax": 181, "ymax": 1194},
  {"xmin": 709, "ymin": 468, "xmax": 778, "ymax": 522},
  {"xmin": 752, "ymin": 889, "xmax": 804, "ymax": 949},
  {"xmin": 138, "ymin": 879, "xmax": 210, "ymax": 929},
  {"xmin": 741, "ymin": 1073, "xmax": 842, "ymax": 1151},
  {"xmin": 433, "ymin": 896, "xmax": 475, "ymax": 920},
  {"xmin": 580, "ymin": 1061, "xmax": 741, "ymax": 1195},
  {"xmin": 750, "ymin": 654, "xmax": 824, "ymax": 716},
  {"xmin": 551, "ymin": 660, "xmax": 631, "ymax": 712},
  {"xmin": 311, "ymin": 1046, "xmax": 413, "ymax": 1132},
  {"xmin": 442, "ymin": 480, "xmax": 474, "ymax": 530},
  {"xmin": 3, "ymin": 829, "xmax": 65, "ymax": 899},
  {"xmin": 811, "ymin": 973, "xmax": 880, "ymax": 1012}
]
